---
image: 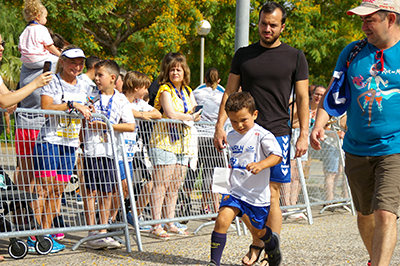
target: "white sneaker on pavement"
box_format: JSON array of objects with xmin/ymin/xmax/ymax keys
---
[
  {"xmin": 86, "ymin": 237, "xmax": 109, "ymax": 249},
  {"xmin": 104, "ymin": 237, "xmax": 121, "ymax": 249}
]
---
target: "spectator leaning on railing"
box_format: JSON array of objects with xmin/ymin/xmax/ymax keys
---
[{"xmin": 148, "ymin": 53, "xmax": 201, "ymax": 239}]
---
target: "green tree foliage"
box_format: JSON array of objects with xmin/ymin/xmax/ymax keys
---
[
  {"xmin": 0, "ymin": 0, "xmax": 25, "ymax": 90},
  {"xmin": 2, "ymin": 0, "xmax": 365, "ymax": 89},
  {"xmin": 279, "ymin": 0, "xmax": 364, "ymax": 86}
]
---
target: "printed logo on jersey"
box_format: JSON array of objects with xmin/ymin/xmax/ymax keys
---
[
  {"xmin": 223, "ymin": 195, "xmax": 230, "ymax": 201},
  {"xmin": 246, "ymin": 146, "xmax": 255, "ymax": 153},
  {"xmin": 231, "ymin": 145, "xmax": 244, "ymax": 154},
  {"xmin": 240, "ymin": 160, "xmax": 249, "ymax": 169},
  {"xmin": 230, "ymin": 157, "xmax": 239, "ymax": 168}
]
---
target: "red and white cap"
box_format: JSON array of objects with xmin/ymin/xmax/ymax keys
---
[{"xmin": 347, "ymin": 0, "xmax": 400, "ymax": 16}]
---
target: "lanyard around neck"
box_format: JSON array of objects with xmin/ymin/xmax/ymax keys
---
[
  {"xmin": 99, "ymin": 91, "xmax": 115, "ymax": 120},
  {"xmin": 27, "ymin": 21, "xmax": 39, "ymax": 26},
  {"xmin": 56, "ymin": 74, "xmax": 66, "ymax": 102},
  {"xmin": 169, "ymin": 82, "xmax": 188, "ymax": 113}
]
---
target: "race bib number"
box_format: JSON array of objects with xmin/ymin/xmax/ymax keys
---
[
  {"xmin": 56, "ymin": 92, "xmax": 86, "ymax": 138},
  {"xmin": 56, "ymin": 117, "xmax": 82, "ymax": 139}
]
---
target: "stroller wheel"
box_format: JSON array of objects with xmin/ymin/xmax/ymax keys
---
[
  {"xmin": 35, "ymin": 236, "xmax": 53, "ymax": 255},
  {"xmin": 8, "ymin": 239, "xmax": 28, "ymax": 259}
]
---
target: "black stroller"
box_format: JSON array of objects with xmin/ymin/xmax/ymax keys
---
[{"xmin": 0, "ymin": 167, "xmax": 53, "ymax": 259}]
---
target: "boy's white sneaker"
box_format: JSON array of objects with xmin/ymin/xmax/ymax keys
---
[
  {"xmin": 86, "ymin": 238, "xmax": 109, "ymax": 249},
  {"xmin": 104, "ymin": 237, "xmax": 121, "ymax": 249}
]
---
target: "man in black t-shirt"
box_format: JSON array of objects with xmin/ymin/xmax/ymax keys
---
[{"xmin": 213, "ymin": 2, "xmax": 309, "ymax": 266}]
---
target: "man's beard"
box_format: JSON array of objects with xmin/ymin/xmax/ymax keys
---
[{"xmin": 260, "ymin": 33, "xmax": 280, "ymax": 46}]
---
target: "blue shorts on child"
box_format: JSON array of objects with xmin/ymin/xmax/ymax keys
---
[
  {"xmin": 83, "ymin": 157, "xmax": 117, "ymax": 193},
  {"xmin": 118, "ymin": 160, "xmax": 133, "ymax": 181},
  {"xmin": 220, "ymin": 194, "xmax": 270, "ymax": 230}
]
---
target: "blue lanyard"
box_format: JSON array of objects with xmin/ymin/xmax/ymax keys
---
[
  {"xmin": 170, "ymin": 82, "xmax": 188, "ymax": 113},
  {"xmin": 27, "ymin": 20, "xmax": 39, "ymax": 26},
  {"xmin": 99, "ymin": 91, "xmax": 115, "ymax": 120}
]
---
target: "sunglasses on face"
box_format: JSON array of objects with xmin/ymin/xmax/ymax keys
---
[
  {"xmin": 375, "ymin": 50, "xmax": 384, "ymax": 72},
  {"xmin": 0, "ymin": 41, "xmax": 5, "ymax": 48}
]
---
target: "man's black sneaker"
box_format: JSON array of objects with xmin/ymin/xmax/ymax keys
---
[
  {"xmin": 264, "ymin": 232, "xmax": 282, "ymax": 266},
  {"xmin": 206, "ymin": 261, "xmax": 218, "ymax": 266}
]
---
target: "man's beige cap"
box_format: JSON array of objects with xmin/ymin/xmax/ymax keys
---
[{"xmin": 347, "ymin": 0, "xmax": 400, "ymax": 15}]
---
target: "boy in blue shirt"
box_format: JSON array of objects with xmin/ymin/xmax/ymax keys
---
[{"xmin": 207, "ymin": 92, "xmax": 283, "ymax": 266}]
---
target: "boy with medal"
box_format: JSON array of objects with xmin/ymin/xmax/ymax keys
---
[{"xmin": 82, "ymin": 60, "xmax": 135, "ymax": 249}]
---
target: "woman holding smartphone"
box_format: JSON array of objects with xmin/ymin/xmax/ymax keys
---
[
  {"xmin": 30, "ymin": 45, "xmax": 91, "ymax": 253},
  {"xmin": 0, "ymin": 33, "xmax": 52, "ymax": 261}
]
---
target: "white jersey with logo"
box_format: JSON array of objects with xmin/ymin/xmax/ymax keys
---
[
  {"xmin": 84, "ymin": 89, "xmax": 135, "ymax": 157},
  {"xmin": 119, "ymin": 98, "xmax": 154, "ymax": 161},
  {"xmin": 227, "ymin": 123, "xmax": 282, "ymax": 207},
  {"xmin": 39, "ymin": 74, "xmax": 90, "ymax": 147}
]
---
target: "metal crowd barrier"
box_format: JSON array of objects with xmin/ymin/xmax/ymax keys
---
[
  {"xmin": 122, "ymin": 119, "xmax": 244, "ymax": 251},
  {"xmin": 279, "ymin": 129, "xmax": 355, "ymax": 225},
  {"xmin": 0, "ymin": 109, "xmax": 355, "ymax": 255},
  {"xmin": 0, "ymin": 108, "xmax": 131, "ymax": 259},
  {"xmin": 303, "ymin": 129, "xmax": 354, "ymax": 214},
  {"xmin": 123, "ymin": 120, "xmax": 355, "ymax": 251}
]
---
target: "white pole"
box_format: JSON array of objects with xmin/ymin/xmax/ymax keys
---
[
  {"xmin": 235, "ymin": 0, "xmax": 250, "ymax": 51},
  {"xmin": 200, "ymin": 36, "xmax": 205, "ymax": 85}
]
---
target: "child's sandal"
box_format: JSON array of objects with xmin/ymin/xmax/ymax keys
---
[
  {"xmin": 164, "ymin": 224, "xmax": 189, "ymax": 236},
  {"xmin": 149, "ymin": 226, "xmax": 170, "ymax": 239}
]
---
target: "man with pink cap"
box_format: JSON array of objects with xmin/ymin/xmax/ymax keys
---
[{"xmin": 311, "ymin": 1, "xmax": 400, "ymax": 265}]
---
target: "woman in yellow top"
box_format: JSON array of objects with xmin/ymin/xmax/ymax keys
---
[{"xmin": 149, "ymin": 53, "xmax": 201, "ymax": 238}]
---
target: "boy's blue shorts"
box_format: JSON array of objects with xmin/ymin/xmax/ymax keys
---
[
  {"xmin": 220, "ymin": 194, "xmax": 270, "ymax": 230},
  {"xmin": 83, "ymin": 157, "xmax": 117, "ymax": 193},
  {"xmin": 118, "ymin": 160, "xmax": 133, "ymax": 181}
]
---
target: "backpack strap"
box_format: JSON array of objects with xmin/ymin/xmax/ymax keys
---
[
  {"xmin": 346, "ymin": 38, "xmax": 368, "ymax": 68},
  {"xmin": 289, "ymin": 49, "xmax": 301, "ymax": 129}
]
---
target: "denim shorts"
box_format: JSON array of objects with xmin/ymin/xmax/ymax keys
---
[
  {"xmin": 148, "ymin": 148, "xmax": 189, "ymax": 166},
  {"xmin": 119, "ymin": 160, "xmax": 133, "ymax": 181},
  {"xmin": 33, "ymin": 141, "xmax": 76, "ymax": 182},
  {"xmin": 321, "ymin": 142, "xmax": 340, "ymax": 173}
]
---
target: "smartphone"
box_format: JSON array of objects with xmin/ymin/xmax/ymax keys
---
[
  {"xmin": 43, "ymin": 61, "xmax": 52, "ymax": 73},
  {"xmin": 194, "ymin": 105, "xmax": 203, "ymax": 113},
  {"xmin": 86, "ymin": 94, "xmax": 101, "ymax": 106}
]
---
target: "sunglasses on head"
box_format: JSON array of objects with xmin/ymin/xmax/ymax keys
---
[{"xmin": 0, "ymin": 41, "xmax": 5, "ymax": 48}]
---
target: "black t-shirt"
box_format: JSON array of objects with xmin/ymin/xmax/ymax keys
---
[
  {"xmin": 230, "ymin": 41, "xmax": 308, "ymax": 137},
  {"xmin": 148, "ymin": 80, "xmax": 160, "ymax": 107}
]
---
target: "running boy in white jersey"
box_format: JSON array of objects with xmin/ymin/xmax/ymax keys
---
[
  {"xmin": 82, "ymin": 60, "xmax": 135, "ymax": 249},
  {"xmin": 207, "ymin": 92, "xmax": 283, "ymax": 266}
]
